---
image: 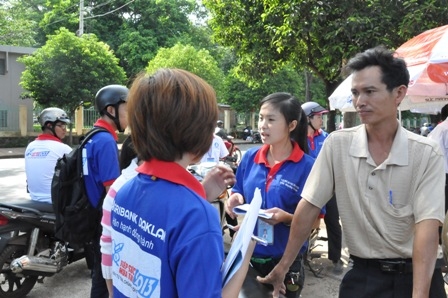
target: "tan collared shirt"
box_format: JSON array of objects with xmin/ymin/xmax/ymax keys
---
[{"xmin": 302, "ymin": 123, "xmax": 445, "ymax": 258}]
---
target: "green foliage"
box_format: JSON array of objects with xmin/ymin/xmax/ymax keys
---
[
  {"xmin": 0, "ymin": 0, "xmax": 38, "ymax": 46},
  {"xmin": 203, "ymin": 0, "xmax": 448, "ymax": 131},
  {"xmin": 224, "ymin": 64, "xmax": 326, "ymax": 113},
  {"xmin": 19, "ymin": 28, "xmax": 126, "ymax": 120},
  {"xmin": 85, "ymin": 0, "xmax": 197, "ymax": 76},
  {"xmin": 147, "ymin": 43, "xmax": 225, "ymax": 99}
]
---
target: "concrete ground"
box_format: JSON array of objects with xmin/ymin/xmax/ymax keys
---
[{"xmin": 222, "ymin": 219, "xmax": 350, "ymax": 298}]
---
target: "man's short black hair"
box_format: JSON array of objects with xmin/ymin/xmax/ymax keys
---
[
  {"xmin": 441, "ymin": 104, "xmax": 448, "ymax": 121},
  {"xmin": 344, "ymin": 46, "xmax": 410, "ymax": 92}
]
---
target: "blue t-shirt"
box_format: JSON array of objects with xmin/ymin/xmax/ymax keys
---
[
  {"xmin": 83, "ymin": 129, "xmax": 120, "ymax": 207},
  {"xmin": 307, "ymin": 129, "xmax": 328, "ymax": 158},
  {"xmin": 232, "ymin": 142, "xmax": 315, "ymax": 258},
  {"xmin": 111, "ymin": 159, "xmax": 223, "ymax": 298}
]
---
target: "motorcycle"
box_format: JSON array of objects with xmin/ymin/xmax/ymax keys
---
[
  {"xmin": 0, "ymin": 200, "xmax": 86, "ymax": 298},
  {"xmin": 223, "ymin": 136, "xmax": 242, "ymax": 164},
  {"xmin": 242, "ymin": 127, "xmax": 262, "ymax": 144}
]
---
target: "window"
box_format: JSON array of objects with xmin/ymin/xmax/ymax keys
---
[
  {"xmin": 0, "ymin": 59, "xmax": 5, "ymax": 75},
  {"xmin": 0, "ymin": 110, "xmax": 7, "ymax": 127}
]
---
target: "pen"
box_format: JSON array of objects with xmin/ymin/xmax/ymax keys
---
[{"xmin": 389, "ymin": 190, "xmax": 393, "ymax": 205}]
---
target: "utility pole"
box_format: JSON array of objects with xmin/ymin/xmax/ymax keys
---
[
  {"xmin": 78, "ymin": 0, "xmax": 84, "ymax": 36},
  {"xmin": 76, "ymin": 0, "xmax": 85, "ymax": 136}
]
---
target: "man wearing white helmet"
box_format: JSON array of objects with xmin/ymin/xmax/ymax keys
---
[
  {"xmin": 25, "ymin": 108, "xmax": 72, "ymax": 204},
  {"xmin": 302, "ymin": 101, "xmax": 344, "ymax": 274}
]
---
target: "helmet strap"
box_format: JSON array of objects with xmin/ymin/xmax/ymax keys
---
[
  {"xmin": 47, "ymin": 123, "xmax": 61, "ymax": 140},
  {"xmin": 308, "ymin": 116, "xmax": 317, "ymax": 132},
  {"xmin": 105, "ymin": 105, "xmax": 124, "ymax": 133}
]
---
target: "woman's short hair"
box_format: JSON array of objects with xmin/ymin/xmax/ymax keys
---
[{"xmin": 127, "ymin": 68, "xmax": 218, "ymax": 161}]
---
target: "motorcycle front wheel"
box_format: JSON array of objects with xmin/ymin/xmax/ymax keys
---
[
  {"xmin": 233, "ymin": 148, "xmax": 242, "ymax": 164},
  {"xmin": 0, "ymin": 245, "xmax": 38, "ymax": 298}
]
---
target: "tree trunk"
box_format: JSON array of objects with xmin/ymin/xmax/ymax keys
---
[
  {"xmin": 325, "ymin": 81, "xmax": 340, "ymax": 132},
  {"xmin": 343, "ymin": 112, "xmax": 357, "ymax": 128},
  {"xmin": 304, "ymin": 71, "xmax": 312, "ymax": 102}
]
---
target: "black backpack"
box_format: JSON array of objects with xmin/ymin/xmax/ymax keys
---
[{"xmin": 51, "ymin": 127, "xmax": 108, "ymax": 249}]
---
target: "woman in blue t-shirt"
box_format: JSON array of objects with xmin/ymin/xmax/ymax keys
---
[{"xmin": 226, "ymin": 92, "xmax": 323, "ymax": 297}]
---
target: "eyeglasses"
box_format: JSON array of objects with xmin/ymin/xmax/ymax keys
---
[{"xmin": 55, "ymin": 124, "xmax": 67, "ymax": 130}]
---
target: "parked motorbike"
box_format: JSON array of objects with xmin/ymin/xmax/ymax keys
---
[
  {"xmin": 0, "ymin": 201, "xmax": 86, "ymax": 298},
  {"xmin": 223, "ymin": 136, "xmax": 242, "ymax": 164},
  {"xmin": 242, "ymin": 127, "xmax": 262, "ymax": 144},
  {"xmin": 188, "ymin": 162, "xmax": 228, "ymax": 228}
]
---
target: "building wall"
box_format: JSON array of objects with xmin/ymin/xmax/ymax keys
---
[{"xmin": 0, "ymin": 45, "xmax": 36, "ymax": 136}]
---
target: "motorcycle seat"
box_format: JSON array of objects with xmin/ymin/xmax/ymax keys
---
[{"xmin": 0, "ymin": 201, "xmax": 54, "ymax": 215}]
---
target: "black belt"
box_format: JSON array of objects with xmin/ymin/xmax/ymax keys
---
[
  {"xmin": 350, "ymin": 255, "xmax": 444, "ymax": 274},
  {"xmin": 351, "ymin": 255, "xmax": 413, "ymax": 273}
]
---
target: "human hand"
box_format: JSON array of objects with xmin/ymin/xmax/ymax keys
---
[
  {"xmin": 225, "ymin": 193, "xmax": 244, "ymax": 219},
  {"xmin": 256, "ymin": 265, "xmax": 287, "ymax": 298},
  {"xmin": 263, "ymin": 207, "xmax": 289, "ymax": 226},
  {"xmin": 202, "ymin": 165, "xmax": 236, "ymax": 202}
]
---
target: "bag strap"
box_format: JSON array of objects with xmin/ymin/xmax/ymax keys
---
[
  {"xmin": 77, "ymin": 127, "xmax": 110, "ymax": 204},
  {"xmin": 79, "ymin": 127, "xmax": 109, "ymax": 148}
]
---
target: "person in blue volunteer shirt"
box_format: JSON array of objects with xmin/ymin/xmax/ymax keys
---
[
  {"xmin": 110, "ymin": 69, "xmax": 242, "ymax": 297},
  {"xmin": 302, "ymin": 101, "xmax": 344, "ymax": 274},
  {"xmin": 83, "ymin": 84, "xmax": 129, "ymax": 298},
  {"xmin": 226, "ymin": 92, "xmax": 323, "ymax": 297}
]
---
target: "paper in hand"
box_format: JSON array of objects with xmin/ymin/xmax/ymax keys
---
[{"xmin": 221, "ymin": 188, "xmax": 262, "ymax": 286}]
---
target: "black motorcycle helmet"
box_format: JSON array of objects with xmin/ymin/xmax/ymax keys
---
[{"xmin": 95, "ymin": 85, "xmax": 129, "ymax": 132}]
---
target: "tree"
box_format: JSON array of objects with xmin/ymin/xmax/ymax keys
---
[
  {"xmin": 19, "ymin": 28, "xmax": 126, "ymax": 143},
  {"xmin": 203, "ymin": 0, "xmax": 448, "ymax": 131},
  {"xmin": 224, "ymin": 64, "xmax": 326, "ymax": 113},
  {"xmin": 147, "ymin": 43, "xmax": 225, "ymax": 99},
  {"xmin": 84, "ymin": 0, "xmax": 197, "ymax": 76},
  {"xmin": 0, "ymin": 0, "xmax": 39, "ymax": 46}
]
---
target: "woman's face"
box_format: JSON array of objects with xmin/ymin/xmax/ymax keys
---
[{"xmin": 258, "ymin": 103, "xmax": 292, "ymax": 145}]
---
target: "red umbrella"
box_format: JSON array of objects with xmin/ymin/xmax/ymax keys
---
[
  {"xmin": 329, "ymin": 25, "xmax": 448, "ymax": 114},
  {"xmin": 395, "ymin": 24, "xmax": 448, "ymax": 107}
]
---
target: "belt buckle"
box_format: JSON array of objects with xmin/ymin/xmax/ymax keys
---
[{"xmin": 379, "ymin": 260, "xmax": 407, "ymax": 273}]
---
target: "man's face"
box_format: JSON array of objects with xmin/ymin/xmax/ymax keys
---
[
  {"xmin": 351, "ymin": 66, "xmax": 404, "ymax": 126},
  {"xmin": 118, "ymin": 102, "xmax": 128, "ymax": 130},
  {"xmin": 53, "ymin": 122, "xmax": 67, "ymax": 139}
]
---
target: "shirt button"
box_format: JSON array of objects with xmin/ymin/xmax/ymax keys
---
[
  {"xmin": 371, "ymin": 172, "xmax": 376, "ymax": 176},
  {"xmin": 368, "ymin": 186, "xmax": 373, "ymax": 190}
]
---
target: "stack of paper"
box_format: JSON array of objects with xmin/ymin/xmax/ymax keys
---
[{"xmin": 221, "ymin": 188, "xmax": 262, "ymax": 287}]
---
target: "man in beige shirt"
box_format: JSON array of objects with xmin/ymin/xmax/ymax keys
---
[{"xmin": 258, "ymin": 46, "xmax": 446, "ymax": 298}]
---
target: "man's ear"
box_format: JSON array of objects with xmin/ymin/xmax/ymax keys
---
[{"xmin": 395, "ymin": 85, "xmax": 407, "ymax": 106}]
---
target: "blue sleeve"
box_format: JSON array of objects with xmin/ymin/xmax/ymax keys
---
[
  {"xmin": 93, "ymin": 134, "xmax": 120, "ymax": 184},
  {"xmin": 231, "ymin": 149, "xmax": 252, "ymax": 199}
]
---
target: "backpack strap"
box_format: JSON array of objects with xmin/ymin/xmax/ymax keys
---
[
  {"xmin": 78, "ymin": 127, "xmax": 110, "ymax": 207},
  {"xmin": 79, "ymin": 127, "xmax": 109, "ymax": 148}
]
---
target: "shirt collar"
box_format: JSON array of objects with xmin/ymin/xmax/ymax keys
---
[
  {"xmin": 313, "ymin": 129, "xmax": 323, "ymax": 137},
  {"xmin": 36, "ymin": 134, "xmax": 63, "ymax": 143},
  {"xmin": 254, "ymin": 141, "xmax": 304, "ymax": 165},
  {"xmin": 349, "ymin": 122, "xmax": 408, "ymax": 166},
  {"xmin": 136, "ymin": 159, "xmax": 206, "ymax": 199},
  {"xmin": 94, "ymin": 118, "xmax": 118, "ymax": 141}
]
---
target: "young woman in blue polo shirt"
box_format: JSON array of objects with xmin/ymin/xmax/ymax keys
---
[{"xmin": 226, "ymin": 92, "xmax": 320, "ymax": 297}]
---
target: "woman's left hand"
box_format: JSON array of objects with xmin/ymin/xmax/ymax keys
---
[{"xmin": 263, "ymin": 207, "xmax": 290, "ymax": 226}]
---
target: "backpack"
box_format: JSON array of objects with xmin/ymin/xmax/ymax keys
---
[{"xmin": 51, "ymin": 127, "xmax": 108, "ymax": 249}]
